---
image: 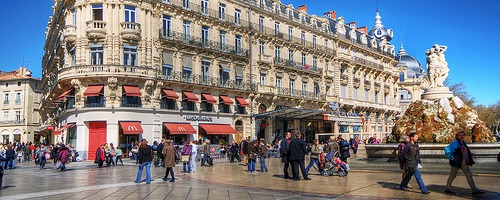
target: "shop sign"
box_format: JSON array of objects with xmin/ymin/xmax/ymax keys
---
[{"xmin": 184, "ymin": 115, "xmax": 213, "ymax": 122}]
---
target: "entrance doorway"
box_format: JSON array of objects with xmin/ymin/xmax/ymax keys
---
[{"xmin": 88, "ymin": 121, "xmax": 107, "ymax": 160}]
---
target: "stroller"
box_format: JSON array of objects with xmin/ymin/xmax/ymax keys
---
[{"xmin": 320, "ymin": 151, "xmax": 349, "ymax": 177}]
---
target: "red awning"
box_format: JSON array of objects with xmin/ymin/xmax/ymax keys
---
[
  {"xmin": 53, "ymin": 123, "xmax": 75, "ymax": 135},
  {"xmin": 199, "ymin": 124, "xmax": 237, "ymax": 134},
  {"xmin": 235, "ymin": 97, "xmax": 249, "ymax": 107},
  {"xmin": 163, "ymin": 123, "xmax": 197, "ymax": 134},
  {"xmin": 58, "ymin": 88, "xmax": 73, "ymax": 100},
  {"xmin": 120, "ymin": 122, "xmax": 143, "ymax": 134},
  {"xmin": 202, "ymin": 93, "xmax": 217, "ymax": 104},
  {"xmin": 162, "ymin": 89, "xmax": 179, "ymax": 100},
  {"xmin": 83, "ymin": 85, "xmax": 104, "ymax": 97},
  {"xmin": 183, "ymin": 91, "xmax": 198, "ymax": 102},
  {"xmin": 219, "ymin": 95, "xmax": 234, "ymax": 105},
  {"xmin": 123, "ymin": 85, "xmax": 142, "ymax": 97}
]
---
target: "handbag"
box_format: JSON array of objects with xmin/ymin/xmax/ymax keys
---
[
  {"xmin": 248, "ymin": 154, "xmax": 257, "ymax": 160},
  {"xmin": 181, "ymin": 155, "xmax": 190, "ymax": 162},
  {"xmin": 54, "ymin": 161, "xmax": 62, "ymax": 169},
  {"xmin": 45, "ymin": 152, "xmax": 51, "ymax": 160}
]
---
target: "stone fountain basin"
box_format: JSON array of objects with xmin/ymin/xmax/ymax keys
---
[{"xmin": 365, "ymin": 143, "xmax": 500, "ymax": 163}]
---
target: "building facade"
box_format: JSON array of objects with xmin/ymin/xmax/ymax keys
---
[
  {"xmin": 41, "ymin": 0, "xmax": 400, "ymax": 159},
  {"xmin": 0, "ymin": 67, "xmax": 42, "ymax": 144}
]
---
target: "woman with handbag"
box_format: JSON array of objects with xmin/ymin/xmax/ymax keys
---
[
  {"xmin": 57, "ymin": 144, "xmax": 70, "ymax": 171},
  {"xmin": 247, "ymin": 139, "xmax": 259, "ymax": 173},
  {"xmin": 181, "ymin": 141, "xmax": 192, "ymax": 173}
]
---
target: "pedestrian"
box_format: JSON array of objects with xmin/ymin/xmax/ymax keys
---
[
  {"xmin": 338, "ymin": 137, "xmax": 351, "ymax": 163},
  {"xmin": 0, "ymin": 159, "xmax": 3, "ymax": 189},
  {"xmin": 399, "ymin": 132, "xmax": 430, "ymax": 194},
  {"xmin": 444, "ymin": 131, "xmax": 485, "ymax": 195},
  {"xmin": 305, "ymin": 139, "xmax": 322, "ymax": 175},
  {"xmin": 57, "ymin": 144, "xmax": 70, "ymax": 171},
  {"xmin": 115, "ymin": 146, "xmax": 124, "ymax": 166},
  {"xmin": 247, "ymin": 139, "xmax": 258, "ymax": 173},
  {"xmin": 95, "ymin": 144, "xmax": 105, "ymax": 168},
  {"xmin": 157, "ymin": 140, "xmax": 165, "ymax": 167},
  {"xmin": 230, "ymin": 141, "xmax": 241, "ymax": 163},
  {"xmin": 23, "ymin": 145, "xmax": 31, "ymax": 162},
  {"xmin": 349, "ymin": 136, "xmax": 359, "ymax": 154},
  {"xmin": 5, "ymin": 145, "xmax": 15, "ymax": 169},
  {"xmin": 37, "ymin": 144, "xmax": 48, "ymax": 169},
  {"xmin": 109, "ymin": 143, "xmax": 117, "ymax": 167},
  {"xmin": 324, "ymin": 136, "xmax": 339, "ymax": 154},
  {"xmin": 289, "ymin": 133, "xmax": 310, "ymax": 181},
  {"xmin": 135, "ymin": 140, "xmax": 153, "ymax": 184},
  {"xmin": 162, "ymin": 140, "xmax": 176, "ymax": 182},
  {"xmin": 397, "ymin": 135, "xmax": 412, "ymax": 189},
  {"xmin": 181, "ymin": 140, "xmax": 192, "ymax": 173},
  {"xmin": 201, "ymin": 139, "xmax": 211, "ymax": 167},
  {"xmin": 190, "ymin": 140, "xmax": 197, "ymax": 173},
  {"xmin": 258, "ymin": 139, "xmax": 268, "ymax": 172},
  {"xmin": 241, "ymin": 136, "xmax": 250, "ymax": 166},
  {"xmin": 279, "ymin": 132, "xmax": 292, "ymax": 179}
]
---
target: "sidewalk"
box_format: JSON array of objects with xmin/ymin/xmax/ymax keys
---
[{"xmin": 0, "ymin": 153, "xmax": 498, "ymax": 200}]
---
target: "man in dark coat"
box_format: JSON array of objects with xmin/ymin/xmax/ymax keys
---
[
  {"xmin": 279, "ymin": 132, "xmax": 292, "ymax": 179},
  {"xmin": 339, "ymin": 137, "xmax": 351, "ymax": 163},
  {"xmin": 288, "ymin": 133, "xmax": 310, "ymax": 181}
]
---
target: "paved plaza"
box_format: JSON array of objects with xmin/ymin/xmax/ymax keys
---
[{"xmin": 1, "ymin": 149, "xmax": 499, "ymax": 200}]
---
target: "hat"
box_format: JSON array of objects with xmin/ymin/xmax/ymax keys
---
[{"xmin": 399, "ymin": 135, "xmax": 408, "ymax": 142}]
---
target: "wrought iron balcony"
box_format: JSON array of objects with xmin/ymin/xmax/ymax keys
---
[
  {"xmin": 159, "ymin": 30, "xmax": 249, "ymax": 58},
  {"xmin": 121, "ymin": 96, "xmax": 142, "ymax": 107},
  {"xmin": 353, "ymin": 56, "xmax": 384, "ymax": 70},
  {"xmin": 159, "ymin": 0, "xmax": 250, "ymax": 28},
  {"xmin": 58, "ymin": 65, "xmax": 158, "ymax": 80},
  {"xmin": 120, "ymin": 22, "xmax": 141, "ymax": 41},
  {"xmin": 273, "ymin": 57, "xmax": 322, "ymax": 74},
  {"xmin": 275, "ymin": 87, "xmax": 326, "ymax": 100},
  {"xmin": 86, "ymin": 20, "xmax": 106, "ymax": 39},
  {"xmin": 158, "ymin": 71, "xmax": 257, "ymax": 92},
  {"xmin": 85, "ymin": 96, "xmax": 106, "ymax": 108}
]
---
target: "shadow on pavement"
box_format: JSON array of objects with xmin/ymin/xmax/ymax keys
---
[{"xmin": 426, "ymin": 184, "xmax": 497, "ymax": 200}]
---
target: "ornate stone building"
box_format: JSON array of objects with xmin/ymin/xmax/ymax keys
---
[
  {"xmin": 0, "ymin": 67, "xmax": 41, "ymax": 144},
  {"xmin": 41, "ymin": 0, "xmax": 400, "ymax": 159},
  {"xmin": 395, "ymin": 45, "xmax": 425, "ymax": 113}
]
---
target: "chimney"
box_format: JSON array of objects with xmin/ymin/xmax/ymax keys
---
[
  {"xmin": 298, "ymin": 5, "xmax": 307, "ymax": 12},
  {"xmin": 357, "ymin": 26, "xmax": 368, "ymax": 34},
  {"xmin": 346, "ymin": 21, "xmax": 357, "ymax": 28},
  {"xmin": 324, "ymin": 11, "xmax": 336, "ymax": 19}
]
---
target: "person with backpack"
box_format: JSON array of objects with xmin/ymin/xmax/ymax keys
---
[
  {"xmin": 108, "ymin": 143, "xmax": 117, "ymax": 167},
  {"xmin": 181, "ymin": 141, "xmax": 192, "ymax": 173},
  {"xmin": 444, "ymin": 131, "xmax": 484, "ymax": 195},
  {"xmin": 399, "ymin": 132, "xmax": 430, "ymax": 194},
  {"xmin": 397, "ymin": 135, "xmax": 412, "ymax": 189}
]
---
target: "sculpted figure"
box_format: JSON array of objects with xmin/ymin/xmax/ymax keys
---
[{"xmin": 426, "ymin": 44, "xmax": 449, "ymax": 88}]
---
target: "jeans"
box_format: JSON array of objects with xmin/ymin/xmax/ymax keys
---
[
  {"xmin": 201, "ymin": 154, "xmax": 210, "ymax": 166},
  {"xmin": 400, "ymin": 163, "xmax": 428, "ymax": 192},
  {"xmin": 116, "ymin": 155, "xmax": 123, "ymax": 165},
  {"xmin": 247, "ymin": 159, "xmax": 256, "ymax": 172},
  {"xmin": 183, "ymin": 161, "xmax": 191, "ymax": 172},
  {"xmin": 5, "ymin": 158, "xmax": 15, "ymax": 169},
  {"xmin": 135, "ymin": 162, "xmax": 152, "ymax": 184},
  {"xmin": 259, "ymin": 157, "xmax": 268, "ymax": 172},
  {"xmin": 305, "ymin": 158, "xmax": 321, "ymax": 174},
  {"xmin": 39, "ymin": 155, "xmax": 46, "ymax": 169}
]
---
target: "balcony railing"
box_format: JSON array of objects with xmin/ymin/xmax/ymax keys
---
[
  {"xmin": 158, "ymin": 71, "xmax": 257, "ymax": 92},
  {"xmin": 121, "ymin": 97, "xmax": 142, "ymax": 107},
  {"xmin": 159, "ymin": 0, "xmax": 250, "ymax": 28},
  {"xmin": 120, "ymin": 22, "xmax": 141, "ymax": 40},
  {"xmin": 85, "ymin": 96, "xmax": 106, "ymax": 108},
  {"xmin": 274, "ymin": 57, "xmax": 322, "ymax": 74},
  {"xmin": 63, "ymin": 25, "xmax": 77, "ymax": 42},
  {"xmin": 275, "ymin": 87, "xmax": 326, "ymax": 100},
  {"xmin": 86, "ymin": 20, "xmax": 107, "ymax": 39},
  {"xmin": 159, "ymin": 30, "xmax": 249, "ymax": 58},
  {"xmin": 0, "ymin": 119, "xmax": 25, "ymax": 125},
  {"xmin": 58, "ymin": 65, "xmax": 158, "ymax": 80},
  {"xmin": 249, "ymin": 23, "xmax": 335, "ymax": 55},
  {"xmin": 353, "ymin": 56, "xmax": 384, "ymax": 70}
]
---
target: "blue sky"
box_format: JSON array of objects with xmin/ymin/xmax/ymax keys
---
[{"xmin": 0, "ymin": 0, "xmax": 499, "ymax": 106}]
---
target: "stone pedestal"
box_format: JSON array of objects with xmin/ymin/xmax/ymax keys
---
[{"xmin": 422, "ymin": 87, "xmax": 453, "ymax": 100}]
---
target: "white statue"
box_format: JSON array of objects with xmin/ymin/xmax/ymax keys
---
[{"xmin": 426, "ymin": 44, "xmax": 449, "ymax": 88}]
